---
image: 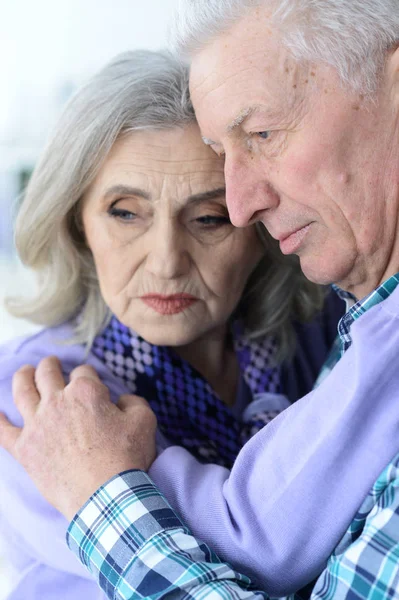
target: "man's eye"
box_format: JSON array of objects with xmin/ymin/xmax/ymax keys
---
[
  {"xmin": 256, "ymin": 131, "xmax": 270, "ymax": 140},
  {"xmin": 109, "ymin": 207, "xmax": 137, "ymax": 221},
  {"xmin": 196, "ymin": 215, "xmax": 231, "ymax": 226}
]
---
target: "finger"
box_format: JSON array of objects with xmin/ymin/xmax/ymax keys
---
[
  {"xmin": 12, "ymin": 365, "xmax": 40, "ymax": 420},
  {"xmin": 0, "ymin": 413, "xmax": 21, "ymax": 455},
  {"xmin": 69, "ymin": 364, "xmax": 102, "ymax": 383},
  {"xmin": 117, "ymin": 394, "xmax": 151, "ymax": 412},
  {"xmin": 35, "ymin": 356, "xmax": 65, "ymax": 399}
]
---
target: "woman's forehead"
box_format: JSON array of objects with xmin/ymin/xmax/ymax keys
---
[
  {"xmin": 87, "ymin": 126, "xmax": 226, "ymax": 199},
  {"xmin": 83, "ymin": 133, "xmax": 226, "ymax": 210},
  {"xmin": 107, "ymin": 125, "xmax": 225, "ymax": 171}
]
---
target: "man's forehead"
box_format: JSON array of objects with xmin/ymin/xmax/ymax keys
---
[
  {"xmin": 189, "ymin": 21, "xmax": 301, "ymax": 110},
  {"xmin": 191, "ymin": 47, "xmax": 304, "ymax": 141},
  {"xmin": 189, "ymin": 8, "xmax": 281, "ymax": 78}
]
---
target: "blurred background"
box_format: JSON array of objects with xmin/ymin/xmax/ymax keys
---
[{"xmin": 0, "ymin": 0, "xmax": 178, "ymax": 596}]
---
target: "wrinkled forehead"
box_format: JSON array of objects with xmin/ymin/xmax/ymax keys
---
[
  {"xmin": 83, "ymin": 125, "xmax": 226, "ymax": 207},
  {"xmin": 189, "ymin": 9, "xmax": 306, "ymax": 135},
  {"xmin": 106, "ymin": 125, "xmax": 225, "ymax": 174}
]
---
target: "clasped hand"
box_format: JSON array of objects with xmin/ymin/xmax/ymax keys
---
[{"xmin": 0, "ymin": 356, "xmax": 157, "ymax": 520}]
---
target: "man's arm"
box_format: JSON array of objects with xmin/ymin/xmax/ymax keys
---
[
  {"xmin": 66, "ymin": 456, "xmax": 399, "ymax": 600},
  {"xmin": 146, "ymin": 299, "xmax": 399, "ymax": 596},
  {"xmin": 67, "ymin": 470, "xmax": 267, "ymax": 600}
]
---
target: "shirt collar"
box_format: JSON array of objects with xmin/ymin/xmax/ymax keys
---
[{"xmin": 335, "ymin": 273, "xmax": 399, "ymax": 355}]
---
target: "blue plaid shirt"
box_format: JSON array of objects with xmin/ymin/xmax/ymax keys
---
[{"xmin": 67, "ymin": 274, "xmax": 399, "ymax": 600}]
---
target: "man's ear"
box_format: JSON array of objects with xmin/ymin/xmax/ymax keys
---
[{"xmin": 385, "ymin": 45, "xmax": 399, "ymax": 104}]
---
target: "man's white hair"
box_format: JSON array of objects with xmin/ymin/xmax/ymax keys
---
[{"xmin": 173, "ymin": 0, "xmax": 399, "ymax": 94}]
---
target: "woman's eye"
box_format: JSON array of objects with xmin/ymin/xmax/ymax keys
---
[
  {"xmin": 109, "ymin": 207, "xmax": 137, "ymax": 221},
  {"xmin": 196, "ymin": 215, "xmax": 231, "ymax": 226},
  {"xmin": 256, "ymin": 131, "xmax": 270, "ymax": 140}
]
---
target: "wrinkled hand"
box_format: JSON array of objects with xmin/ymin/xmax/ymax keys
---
[{"xmin": 0, "ymin": 356, "xmax": 157, "ymax": 520}]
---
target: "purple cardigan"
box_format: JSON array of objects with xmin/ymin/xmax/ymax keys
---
[{"xmin": 0, "ymin": 297, "xmax": 389, "ymax": 600}]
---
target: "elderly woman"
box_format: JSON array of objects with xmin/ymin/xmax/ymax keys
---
[
  {"xmin": 0, "ymin": 50, "xmax": 397, "ymax": 600},
  {"xmin": 4, "ymin": 51, "xmax": 335, "ymax": 470}
]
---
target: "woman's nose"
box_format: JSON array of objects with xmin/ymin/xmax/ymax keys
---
[
  {"xmin": 224, "ymin": 155, "xmax": 279, "ymax": 227},
  {"xmin": 145, "ymin": 224, "xmax": 190, "ymax": 279}
]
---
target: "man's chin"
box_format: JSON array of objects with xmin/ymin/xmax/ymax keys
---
[{"xmin": 299, "ymin": 257, "xmax": 340, "ymax": 287}]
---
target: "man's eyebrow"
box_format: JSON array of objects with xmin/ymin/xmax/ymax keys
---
[
  {"xmin": 202, "ymin": 106, "xmax": 264, "ymax": 145},
  {"xmin": 227, "ymin": 106, "xmax": 259, "ymax": 133},
  {"xmin": 186, "ymin": 187, "xmax": 226, "ymax": 204},
  {"xmin": 103, "ymin": 185, "xmax": 151, "ymax": 200}
]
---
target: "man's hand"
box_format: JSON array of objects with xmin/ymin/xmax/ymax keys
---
[{"xmin": 0, "ymin": 356, "xmax": 157, "ymax": 521}]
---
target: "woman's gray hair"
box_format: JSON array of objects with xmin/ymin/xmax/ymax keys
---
[
  {"xmin": 8, "ymin": 49, "xmax": 324, "ymax": 359},
  {"xmin": 172, "ymin": 0, "xmax": 399, "ymax": 95}
]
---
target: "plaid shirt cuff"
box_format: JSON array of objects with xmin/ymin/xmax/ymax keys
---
[
  {"xmin": 66, "ymin": 470, "xmax": 184, "ymax": 598},
  {"xmin": 66, "ymin": 470, "xmax": 258, "ymax": 600}
]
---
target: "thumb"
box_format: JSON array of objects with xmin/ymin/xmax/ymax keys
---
[{"xmin": 0, "ymin": 413, "xmax": 21, "ymax": 456}]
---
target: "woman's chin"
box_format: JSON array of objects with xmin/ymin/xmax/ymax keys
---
[{"xmin": 126, "ymin": 324, "xmax": 204, "ymax": 348}]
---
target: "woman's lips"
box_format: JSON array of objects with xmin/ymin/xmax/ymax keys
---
[{"xmin": 141, "ymin": 294, "xmax": 198, "ymax": 315}]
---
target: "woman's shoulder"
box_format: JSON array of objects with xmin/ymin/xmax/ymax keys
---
[
  {"xmin": 0, "ymin": 322, "xmax": 129, "ymax": 419},
  {"xmin": 0, "ymin": 323, "xmax": 79, "ymax": 425},
  {"xmin": 0, "ymin": 322, "xmax": 84, "ymax": 382}
]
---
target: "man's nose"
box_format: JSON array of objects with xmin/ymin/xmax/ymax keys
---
[
  {"xmin": 224, "ymin": 155, "xmax": 279, "ymax": 227},
  {"xmin": 145, "ymin": 223, "xmax": 190, "ymax": 279}
]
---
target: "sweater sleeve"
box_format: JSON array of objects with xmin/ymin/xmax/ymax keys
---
[
  {"xmin": 149, "ymin": 301, "xmax": 399, "ymax": 597},
  {"xmin": 0, "ymin": 327, "xmax": 119, "ymax": 599},
  {"xmin": 67, "ymin": 471, "xmax": 268, "ymax": 600}
]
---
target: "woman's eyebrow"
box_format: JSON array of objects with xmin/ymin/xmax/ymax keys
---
[
  {"xmin": 103, "ymin": 185, "xmax": 151, "ymax": 200},
  {"xmin": 186, "ymin": 187, "xmax": 226, "ymax": 204},
  {"xmin": 102, "ymin": 185, "xmax": 226, "ymax": 205}
]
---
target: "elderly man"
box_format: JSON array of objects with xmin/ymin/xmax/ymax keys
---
[{"xmin": 2, "ymin": 1, "xmax": 399, "ymax": 599}]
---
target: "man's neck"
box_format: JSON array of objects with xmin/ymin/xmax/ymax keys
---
[{"xmin": 337, "ymin": 263, "xmax": 399, "ymax": 301}]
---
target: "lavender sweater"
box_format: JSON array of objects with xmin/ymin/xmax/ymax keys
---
[{"xmin": 0, "ymin": 302, "xmax": 397, "ymax": 599}]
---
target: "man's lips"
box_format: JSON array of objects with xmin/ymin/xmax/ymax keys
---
[
  {"xmin": 278, "ymin": 224, "xmax": 312, "ymax": 255},
  {"xmin": 141, "ymin": 294, "xmax": 198, "ymax": 315}
]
